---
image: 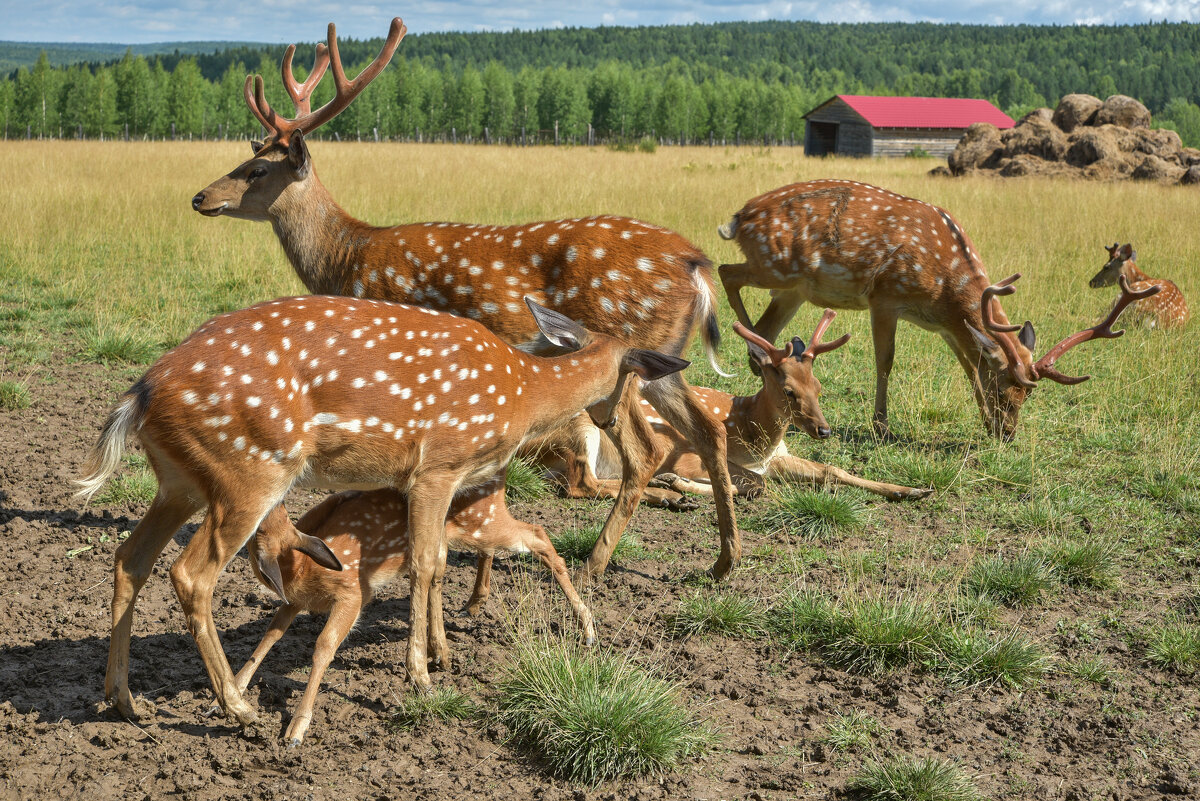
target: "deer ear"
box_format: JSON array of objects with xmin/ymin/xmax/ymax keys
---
[
  {"xmin": 254, "ymin": 547, "xmax": 289, "ymax": 603},
  {"xmin": 525, "ymin": 297, "xmax": 587, "ymax": 350},
  {"xmin": 790, "ymin": 337, "xmax": 807, "ymax": 361},
  {"xmin": 288, "ymin": 131, "xmax": 311, "ymax": 178},
  {"xmin": 746, "ymin": 340, "xmax": 772, "ymax": 369},
  {"xmin": 1018, "ymin": 321, "xmax": 1035, "ymax": 352},
  {"xmin": 251, "ymin": 140, "xmax": 263, "ymax": 155},
  {"xmin": 622, "ymin": 349, "xmax": 690, "ymax": 381},
  {"xmin": 293, "ymin": 533, "xmax": 343, "ymax": 572},
  {"xmin": 1120, "ymin": 244, "xmax": 1133, "ymax": 260},
  {"xmin": 966, "ymin": 324, "xmax": 1005, "ymax": 368}
]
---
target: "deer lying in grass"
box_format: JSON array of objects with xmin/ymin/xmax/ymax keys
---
[
  {"xmin": 536, "ymin": 310, "xmax": 932, "ymax": 507},
  {"xmin": 238, "ymin": 478, "xmax": 566, "ymax": 746},
  {"xmin": 1089, "ymin": 243, "xmax": 1189, "ymax": 329},
  {"xmin": 191, "ymin": 16, "xmax": 742, "ymax": 582},
  {"xmin": 76, "ymin": 296, "xmax": 685, "ymax": 727},
  {"xmin": 718, "ymin": 180, "xmax": 1158, "ymax": 439}
]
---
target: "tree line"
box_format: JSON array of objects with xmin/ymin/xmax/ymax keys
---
[{"xmin": 3, "ymin": 20, "xmax": 1200, "ymax": 147}]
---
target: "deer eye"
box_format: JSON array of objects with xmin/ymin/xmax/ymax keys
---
[
  {"xmin": 784, "ymin": 389, "xmax": 797, "ymax": 400},
  {"xmin": 248, "ymin": 167, "xmax": 268, "ymax": 180}
]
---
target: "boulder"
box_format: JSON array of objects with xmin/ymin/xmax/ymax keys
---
[
  {"xmin": 1181, "ymin": 165, "xmax": 1200, "ymax": 185},
  {"xmin": 997, "ymin": 154, "xmax": 1077, "ymax": 179},
  {"xmin": 1052, "ymin": 94, "xmax": 1102, "ymax": 133},
  {"xmin": 1130, "ymin": 127, "xmax": 1184, "ymax": 161},
  {"xmin": 1178, "ymin": 147, "xmax": 1200, "ymax": 167},
  {"xmin": 1130, "ymin": 153, "xmax": 1184, "ymax": 183},
  {"xmin": 1083, "ymin": 157, "xmax": 1135, "ymax": 182},
  {"xmin": 1016, "ymin": 107, "xmax": 1054, "ymax": 126},
  {"xmin": 1065, "ymin": 127, "xmax": 1125, "ymax": 166},
  {"xmin": 1001, "ymin": 114, "xmax": 1068, "ymax": 161},
  {"xmin": 947, "ymin": 122, "xmax": 1004, "ymax": 175},
  {"xmin": 1093, "ymin": 95, "xmax": 1152, "ymax": 129},
  {"xmin": 928, "ymin": 165, "xmax": 952, "ymax": 178}
]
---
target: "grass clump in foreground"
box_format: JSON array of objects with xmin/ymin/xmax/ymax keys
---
[
  {"xmin": 1146, "ymin": 621, "xmax": 1200, "ymax": 673},
  {"xmin": 81, "ymin": 328, "xmax": 160, "ymax": 365},
  {"xmin": 496, "ymin": 638, "xmax": 717, "ymax": 785},
  {"xmin": 848, "ymin": 756, "xmax": 983, "ymax": 801},
  {"xmin": 964, "ymin": 552, "xmax": 1055, "ymax": 607},
  {"xmin": 504, "ymin": 456, "xmax": 550, "ymax": 503},
  {"xmin": 823, "ymin": 709, "xmax": 884, "ymax": 752},
  {"xmin": 753, "ymin": 485, "xmax": 868, "ymax": 539},
  {"xmin": 1038, "ymin": 538, "xmax": 1119, "ymax": 589},
  {"xmin": 0, "ymin": 381, "xmax": 32, "ymax": 410},
  {"xmin": 92, "ymin": 455, "xmax": 157, "ymax": 505},
  {"xmin": 668, "ymin": 591, "xmax": 767, "ymax": 639},
  {"xmin": 941, "ymin": 628, "xmax": 1051, "ymax": 690},
  {"xmin": 550, "ymin": 525, "xmax": 645, "ymax": 566},
  {"xmin": 390, "ymin": 687, "xmax": 475, "ymax": 731}
]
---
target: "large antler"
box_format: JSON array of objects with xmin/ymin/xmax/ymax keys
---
[
  {"xmin": 978, "ymin": 273, "xmax": 1037, "ymax": 388},
  {"xmin": 1031, "ymin": 275, "xmax": 1159, "ymax": 385},
  {"xmin": 733, "ymin": 322, "xmax": 794, "ymax": 366},
  {"xmin": 245, "ymin": 17, "xmax": 406, "ymax": 145},
  {"xmin": 800, "ymin": 308, "xmax": 851, "ymax": 360},
  {"xmin": 733, "ymin": 309, "xmax": 849, "ymax": 367}
]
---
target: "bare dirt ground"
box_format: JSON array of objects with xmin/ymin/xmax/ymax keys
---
[{"xmin": 2, "ymin": 356, "xmax": 1198, "ymax": 801}]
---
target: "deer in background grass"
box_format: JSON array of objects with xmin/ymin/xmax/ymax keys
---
[
  {"xmin": 76, "ymin": 295, "xmax": 685, "ymax": 727},
  {"xmin": 238, "ymin": 478, "xmax": 570, "ymax": 746},
  {"xmin": 191, "ymin": 17, "xmax": 743, "ymax": 582},
  {"xmin": 718, "ymin": 180, "xmax": 1158, "ymax": 440},
  {"xmin": 1089, "ymin": 243, "xmax": 1189, "ymax": 329},
  {"xmin": 535, "ymin": 309, "xmax": 932, "ymax": 507}
]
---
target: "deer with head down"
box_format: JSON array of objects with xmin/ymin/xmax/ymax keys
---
[
  {"xmin": 237, "ymin": 475, "xmax": 569, "ymax": 746},
  {"xmin": 718, "ymin": 179, "xmax": 1157, "ymax": 440},
  {"xmin": 191, "ymin": 16, "xmax": 742, "ymax": 583},
  {"xmin": 1089, "ymin": 243, "xmax": 1188, "ymax": 329},
  {"xmin": 76, "ymin": 295, "xmax": 685, "ymax": 727}
]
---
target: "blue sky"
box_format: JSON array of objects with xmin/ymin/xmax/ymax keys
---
[{"xmin": 2, "ymin": 0, "xmax": 1199, "ymax": 43}]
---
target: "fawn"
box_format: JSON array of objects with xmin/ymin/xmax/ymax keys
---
[{"xmin": 1089, "ymin": 243, "xmax": 1188, "ymax": 329}]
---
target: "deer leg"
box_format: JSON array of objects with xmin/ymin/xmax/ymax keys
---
[
  {"xmin": 522, "ymin": 523, "xmax": 596, "ymax": 646},
  {"xmin": 641, "ymin": 373, "xmax": 741, "ymax": 580},
  {"xmin": 465, "ymin": 553, "xmax": 493, "ymax": 616},
  {"xmin": 106, "ymin": 490, "xmax": 204, "ymax": 720},
  {"xmin": 717, "ymin": 262, "xmax": 757, "ymax": 329},
  {"xmin": 427, "ymin": 531, "xmax": 451, "ymax": 671},
  {"xmin": 406, "ymin": 481, "xmax": 454, "ymax": 693},
  {"xmin": 170, "ymin": 498, "xmax": 278, "ymax": 725},
  {"xmin": 753, "ymin": 288, "xmax": 808, "ymax": 346},
  {"xmin": 579, "ymin": 381, "xmax": 661, "ymax": 583},
  {"xmin": 870, "ymin": 306, "xmax": 900, "ymax": 438},
  {"xmin": 232, "ymin": 603, "xmax": 302, "ymax": 695},
  {"xmin": 764, "ymin": 454, "xmax": 933, "ymax": 500},
  {"xmin": 283, "ymin": 597, "xmax": 362, "ymax": 747}
]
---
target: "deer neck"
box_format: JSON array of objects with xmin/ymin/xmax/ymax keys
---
[
  {"xmin": 1122, "ymin": 260, "xmax": 1150, "ymax": 283},
  {"xmin": 726, "ymin": 388, "xmax": 788, "ymax": 456},
  {"xmin": 269, "ymin": 174, "xmax": 373, "ymax": 296},
  {"xmin": 520, "ymin": 343, "xmax": 623, "ymax": 440}
]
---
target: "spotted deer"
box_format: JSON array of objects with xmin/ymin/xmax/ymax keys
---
[
  {"xmin": 718, "ymin": 179, "xmax": 1156, "ymax": 440},
  {"xmin": 538, "ymin": 310, "xmax": 932, "ymax": 507},
  {"xmin": 76, "ymin": 296, "xmax": 686, "ymax": 727},
  {"xmin": 1089, "ymin": 243, "xmax": 1189, "ymax": 329},
  {"xmin": 191, "ymin": 17, "xmax": 742, "ymax": 582},
  {"xmin": 237, "ymin": 478, "xmax": 581, "ymax": 746}
]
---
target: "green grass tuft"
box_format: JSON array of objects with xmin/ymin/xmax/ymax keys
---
[
  {"xmin": 754, "ymin": 486, "xmax": 868, "ymax": 539},
  {"xmin": 668, "ymin": 591, "xmax": 767, "ymax": 639},
  {"xmin": 848, "ymin": 756, "xmax": 984, "ymax": 801},
  {"xmin": 81, "ymin": 328, "xmax": 160, "ymax": 364},
  {"xmin": 496, "ymin": 638, "xmax": 717, "ymax": 785},
  {"xmin": 823, "ymin": 709, "xmax": 884, "ymax": 752},
  {"xmin": 0, "ymin": 381, "xmax": 32, "ymax": 410},
  {"xmin": 92, "ymin": 456, "xmax": 157, "ymax": 506},
  {"xmin": 941, "ymin": 628, "xmax": 1050, "ymax": 690},
  {"xmin": 505, "ymin": 456, "xmax": 550, "ymax": 503},
  {"xmin": 549, "ymin": 525, "xmax": 645, "ymax": 566},
  {"xmin": 871, "ymin": 448, "xmax": 963, "ymax": 493},
  {"xmin": 389, "ymin": 687, "xmax": 476, "ymax": 731},
  {"xmin": 1146, "ymin": 622, "xmax": 1200, "ymax": 673},
  {"xmin": 1039, "ymin": 538, "xmax": 1120, "ymax": 589},
  {"xmin": 1061, "ymin": 655, "xmax": 1113, "ymax": 686},
  {"xmin": 964, "ymin": 553, "xmax": 1055, "ymax": 607}
]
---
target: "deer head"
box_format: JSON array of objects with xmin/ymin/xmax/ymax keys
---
[
  {"xmin": 967, "ymin": 273, "xmax": 1158, "ymax": 439},
  {"xmin": 1089, "ymin": 243, "xmax": 1135, "ymax": 289},
  {"xmin": 247, "ymin": 505, "xmax": 343, "ymax": 604},
  {"xmin": 734, "ymin": 308, "xmax": 851, "ymax": 440},
  {"xmin": 191, "ymin": 18, "xmax": 406, "ymax": 220}
]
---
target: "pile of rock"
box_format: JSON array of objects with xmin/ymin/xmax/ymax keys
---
[{"xmin": 938, "ymin": 94, "xmax": 1200, "ymax": 185}]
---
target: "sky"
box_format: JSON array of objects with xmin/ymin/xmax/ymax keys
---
[{"xmin": 2, "ymin": 0, "xmax": 1199, "ymax": 43}]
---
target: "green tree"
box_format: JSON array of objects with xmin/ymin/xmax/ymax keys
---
[
  {"xmin": 58, "ymin": 65, "xmax": 92, "ymax": 137},
  {"xmin": 0, "ymin": 78, "xmax": 15, "ymax": 138},
  {"xmin": 16, "ymin": 53, "xmax": 60, "ymax": 138},
  {"xmin": 84, "ymin": 68, "xmax": 119, "ymax": 138},
  {"xmin": 450, "ymin": 65, "xmax": 485, "ymax": 139},
  {"xmin": 513, "ymin": 66, "xmax": 540, "ymax": 138},
  {"xmin": 1158, "ymin": 97, "xmax": 1200, "ymax": 148},
  {"xmin": 115, "ymin": 51, "xmax": 157, "ymax": 138},
  {"xmin": 481, "ymin": 61, "xmax": 515, "ymax": 140},
  {"xmin": 538, "ymin": 67, "xmax": 590, "ymax": 142},
  {"xmin": 168, "ymin": 58, "xmax": 207, "ymax": 136}
]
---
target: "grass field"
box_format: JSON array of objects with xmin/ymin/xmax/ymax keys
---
[{"xmin": 1, "ymin": 140, "xmax": 1198, "ymax": 798}]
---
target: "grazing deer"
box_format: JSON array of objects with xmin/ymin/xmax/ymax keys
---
[
  {"xmin": 718, "ymin": 180, "xmax": 1156, "ymax": 440},
  {"xmin": 238, "ymin": 479, "xmax": 579, "ymax": 746},
  {"xmin": 1089, "ymin": 243, "xmax": 1189, "ymax": 329},
  {"xmin": 191, "ymin": 17, "xmax": 742, "ymax": 582},
  {"xmin": 76, "ymin": 296, "xmax": 685, "ymax": 726},
  {"xmin": 539, "ymin": 310, "xmax": 932, "ymax": 506}
]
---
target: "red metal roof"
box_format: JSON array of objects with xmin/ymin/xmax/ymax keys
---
[{"xmin": 818, "ymin": 95, "xmax": 1015, "ymax": 130}]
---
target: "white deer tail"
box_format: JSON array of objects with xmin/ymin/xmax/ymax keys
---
[
  {"xmin": 692, "ymin": 268, "xmax": 734, "ymax": 378},
  {"xmin": 74, "ymin": 385, "xmax": 148, "ymax": 503}
]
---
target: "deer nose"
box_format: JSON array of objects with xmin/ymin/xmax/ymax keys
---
[
  {"xmin": 191, "ymin": 192, "xmax": 205, "ymax": 210},
  {"xmin": 817, "ymin": 426, "xmax": 832, "ymax": 439}
]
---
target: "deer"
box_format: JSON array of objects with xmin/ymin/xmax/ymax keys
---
[
  {"xmin": 534, "ymin": 309, "xmax": 932, "ymax": 507},
  {"xmin": 190, "ymin": 17, "xmax": 743, "ymax": 583},
  {"xmin": 718, "ymin": 179, "xmax": 1158, "ymax": 441},
  {"xmin": 1089, "ymin": 243, "xmax": 1189, "ymax": 329},
  {"xmin": 75, "ymin": 295, "xmax": 686, "ymax": 728},
  {"xmin": 235, "ymin": 477, "xmax": 572, "ymax": 746}
]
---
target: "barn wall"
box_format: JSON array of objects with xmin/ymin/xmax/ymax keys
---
[
  {"xmin": 871, "ymin": 129, "xmax": 965, "ymax": 158},
  {"xmin": 804, "ymin": 100, "xmax": 873, "ymax": 156}
]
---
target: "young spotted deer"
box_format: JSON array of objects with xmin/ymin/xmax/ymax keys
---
[
  {"xmin": 718, "ymin": 180, "xmax": 1154, "ymax": 440},
  {"xmin": 76, "ymin": 296, "xmax": 685, "ymax": 727},
  {"xmin": 191, "ymin": 17, "xmax": 742, "ymax": 581},
  {"xmin": 1089, "ymin": 243, "xmax": 1189, "ymax": 329},
  {"xmin": 541, "ymin": 310, "xmax": 932, "ymax": 506},
  {"xmin": 237, "ymin": 478, "xmax": 578, "ymax": 746}
]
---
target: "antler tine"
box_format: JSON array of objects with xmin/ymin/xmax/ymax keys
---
[
  {"xmin": 244, "ymin": 75, "xmax": 279, "ymax": 138},
  {"xmin": 281, "ymin": 41, "xmax": 331, "ymax": 115},
  {"xmin": 297, "ymin": 17, "xmax": 407, "ymax": 136},
  {"xmin": 802, "ymin": 309, "xmax": 851, "ymax": 359},
  {"xmin": 733, "ymin": 322, "xmax": 792, "ymax": 366},
  {"xmin": 981, "ymin": 273, "xmax": 1022, "ymax": 334},
  {"xmin": 1032, "ymin": 275, "xmax": 1160, "ymax": 385}
]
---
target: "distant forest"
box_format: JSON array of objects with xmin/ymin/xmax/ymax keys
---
[{"xmin": 3, "ymin": 21, "xmax": 1200, "ymax": 147}]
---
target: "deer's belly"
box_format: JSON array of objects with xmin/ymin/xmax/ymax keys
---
[{"xmin": 799, "ymin": 261, "xmax": 870, "ymax": 310}]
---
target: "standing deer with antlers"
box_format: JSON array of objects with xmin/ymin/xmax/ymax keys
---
[
  {"xmin": 190, "ymin": 17, "xmax": 742, "ymax": 583},
  {"xmin": 1089, "ymin": 243, "xmax": 1189, "ymax": 329},
  {"xmin": 718, "ymin": 180, "xmax": 1157, "ymax": 440},
  {"xmin": 76, "ymin": 296, "xmax": 686, "ymax": 726}
]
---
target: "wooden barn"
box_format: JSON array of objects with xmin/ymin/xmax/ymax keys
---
[{"xmin": 803, "ymin": 95, "xmax": 1014, "ymax": 158}]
